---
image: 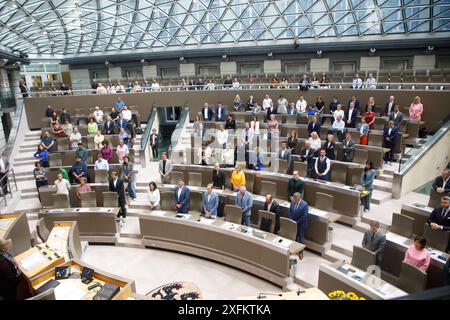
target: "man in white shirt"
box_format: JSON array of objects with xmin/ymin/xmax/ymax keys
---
[
  {"xmin": 96, "ymin": 83, "xmax": 107, "ymax": 94},
  {"xmin": 54, "ymin": 172, "xmax": 71, "ymax": 207},
  {"xmin": 384, "ymin": 95, "xmax": 395, "ymax": 116},
  {"xmin": 295, "ymin": 95, "xmax": 307, "ymax": 113},
  {"xmin": 331, "ymin": 115, "xmax": 346, "ymax": 141},
  {"xmin": 333, "ymin": 104, "xmax": 345, "ymax": 121},
  {"xmin": 262, "ymin": 95, "xmax": 272, "ymax": 110},
  {"xmin": 151, "ymin": 79, "xmax": 160, "ymax": 91},
  {"xmin": 315, "ymin": 148, "xmax": 331, "ymax": 181},
  {"xmin": 217, "ymin": 125, "xmax": 229, "ymax": 149},
  {"xmin": 352, "ymin": 74, "xmax": 362, "ymax": 89},
  {"xmin": 94, "ymin": 154, "xmax": 110, "ymax": 171},
  {"xmin": 121, "ymin": 106, "xmax": 132, "ymax": 122},
  {"xmin": 93, "ymin": 106, "xmax": 104, "ymax": 123},
  {"xmin": 365, "ymin": 73, "xmax": 377, "ymax": 89}
]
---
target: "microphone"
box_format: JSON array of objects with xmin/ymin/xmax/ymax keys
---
[{"xmin": 257, "ymin": 292, "xmax": 283, "ymax": 299}]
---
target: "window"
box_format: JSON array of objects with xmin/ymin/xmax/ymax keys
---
[
  {"xmin": 161, "ymin": 67, "xmax": 178, "ymax": 78},
  {"xmin": 284, "ymin": 62, "xmax": 308, "ymax": 74},
  {"xmin": 45, "ymin": 64, "xmax": 60, "ymax": 73},
  {"xmin": 46, "ymin": 74, "xmax": 58, "ymax": 81},
  {"xmin": 332, "ymin": 62, "xmax": 356, "ymax": 72},
  {"xmin": 198, "ymin": 65, "xmax": 219, "ymax": 77},
  {"xmin": 31, "ymin": 75, "xmax": 43, "ymax": 87},
  {"xmin": 91, "ymin": 70, "xmax": 109, "ymax": 81},
  {"xmin": 240, "ymin": 64, "xmax": 262, "ymax": 75},
  {"xmin": 381, "ymin": 59, "xmax": 408, "ymax": 71},
  {"xmin": 437, "ymin": 58, "xmax": 450, "ymax": 69},
  {"xmin": 24, "ymin": 64, "xmax": 45, "ymax": 72},
  {"xmin": 123, "ymin": 68, "xmax": 143, "ymax": 80},
  {"xmin": 165, "ymin": 106, "xmax": 181, "ymax": 122}
]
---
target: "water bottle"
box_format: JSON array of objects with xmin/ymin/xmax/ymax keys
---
[{"xmin": 289, "ymin": 258, "xmax": 298, "ymax": 279}]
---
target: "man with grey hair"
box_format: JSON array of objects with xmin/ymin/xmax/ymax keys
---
[
  {"xmin": 235, "ymin": 185, "xmax": 253, "ymax": 226},
  {"xmin": 202, "ymin": 183, "xmax": 218, "ymax": 218},
  {"xmin": 432, "ymin": 169, "xmax": 450, "ymax": 194},
  {"xmin": 288, "ymin": 192, "xmax": 308, "ymax": 259},
  {"xmin": 427, "ymin": 196, "xmax": 450, "ymax": 232},
  {"xmin": 362, "ymin": 220, "xmax": 386, "ymax": 266}
]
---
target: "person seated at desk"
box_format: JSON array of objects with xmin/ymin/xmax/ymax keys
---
[
  {"xmin": 314, "ymin": 148, "xmax": 331, "ymax": 181},
  {"xmin": 250, "ymin": 147, "xmax": 265, "ymax": 171},
  {"xmin": 295, "ymin": 95, "xmax": 307, "ymax": 113},
  {"xmin": 357, "ymin": 116, "xmax": 369, "ymax": 145},
  {"xmin": 100, "ymin": 141, "xmax": 113, "ymax": 163},
  {"xmin": 147, "ymin": 181, "xmax": 160, "ymax": 210},
  {"xmin": 76, "ymin": 177, "xmax": 91, "ymax": 201},
  {"xmin": 252, "ymin": 102, "xmax": 262, "ymax": 113},
  {"xmin": 287, "ymin": 102, "xmax": 297, "ymax": 115},
  {"xmin": 279, "ymin": 142, "xmax": 292, "ymax": 167},
  {"xmin": 0, "ymin": 238, "xmax": 35, "ymax": 300},
  {"xmin": 300, "ymin": 141, "xmax": 315, "ymax": 178},
  {"xmin": 94, "ymin": 131, "xmax": 105, "ymax": 150},
  {"xmin": 323, "ymin": 134, "xmax": 336, "ymax": 160},
  {"xmin": 119, "ymin": 128, "xmax": 129, "ymax": 146},
  {"xmin": 87, "ymin": 117, "xmax": 98, "ymax": 135},
  {"xmin": 383, "ymin": 120, "xmax": 398, "ymax": 165},
  {"xmin": 71, "ymin": 155, "xmax": 88, "ymax": 184},
  {"xmin": 202, "ymin": 184, "xmax": 218, "ymax": 219},
  {"xmin": 331, "ymin": 114, "xmax": 346, "ymax": 142},
  {"xmin": 288, "ymin": 171, "xmax": 304, "ymax": 201},
  {"xmin": 342, "ymin": 132, "xmax": 355, "ymax": 162},
  {"xmin": 288, "ymin": 192, "xmax": 308, "ymax": 259},
  {"xmin": 306, "ymin": 104, "xmax": 317, "ymax": 117},
  {"xmin": 75, "ymin": 142, "xmax": 88, "ymax": 164},
  {"xmin": 52, "ymin": 119, "xmax": 66, "ymax": 138},
  {"xmin": 225, "ymin": 114, "xmax": 236, "ymax": 131},
  {"xmin": 33, "ymin": 162, "xmax": 48, "ymax": 202},
  {"xmin": 109, "ymin": 171, "xmax": 127, "ymax": 222},
  {"xmin": 116, "ymin": 139, "xmax": 129, "ymax": 164},
  {"xmin": 174, "ymin": 178, "xmax": 190, "ymax": 214},
  {"xmin": 389, "ymin": 105, "xmax": 404, "ymax": 126},
  {"xmin": 235, "ymin": 186, "xmax": 253, "ymax": 226},
  {"xmin": 40, "ymin": 131, "xmax": 56, "ymax": 153},
  {"xmin": 287, "ymin": 130, "xmax": 298, "ymax": 154},
  {"xmin": 59, "ymin": 108, "xmax": 71, "ymax": 124},
  {"xmin": 33, "ymin": 145, "xmax": 49, "ymax": 168},
  {"xmin": 427, "ymin": 196, "xmax": 450, "ymax": 233},
  {"xmin": 307, "ymin": 116, "xmax": 321, "ymax": 137},
  {"xmin": 403, "ymin": 235, "xmax": 431, "ymax": 272},
  {"xmin": 362, "ymin": 220, "xmax": 386, "ymax": 266},
  {"xmin": 117, "ymin": 113, "xmax": 128, "ymax": 132},
  {"xmin": 198, "ymin": 143, "xmax": 212, "ymax": 166},
  {"xmin": 360, "ymin": 161, "xmax": 375, "ymax": 212},
  {"xmin": 233, "ymin": 95, "xmax": 243, "ymax": 111},
  {"xmin": 211, "ymin": 163, "xmax": 225, "ymax": 190},
  {"xmin": 54, "ymin": 172, "xmax": 71, "ymax": 207},
  {"xmin": 103, "ymin": 115, "xmax": 116, "ymax": 135},
  {"xmin": 264, "ymin": 194, "xmax": 280, "ymax": 234},
  {"xmin": 231, "ymin": 164, "xmax": 246, "ymax": 191},
  {"xmin": 45, "ymin": 105, "xmax": 54, "ymax": 118},
  {"xmin": 69, "ymin": 127, "xmax": 81, "ymax": 150},
  {"xmin": 432, "ymin": 169, "xmax": 450, "ymax": 194},
  {"xmin": 93, "ymin": 106, "xmax": 104, "ymax": 124},
  {"xmin": 246, "ymin": 96, "xmax": 255, "ymax": 112},
  {"xmin": 94, "ymin": 154, "xmax": 109, "ymax": 171}
]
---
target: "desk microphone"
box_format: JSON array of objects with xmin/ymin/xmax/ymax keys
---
[
  {"xmin": 296, "ymin": 289, "xmax": 305, "ymax": 295},
  {"xmin": 257, "ymin": 292, "xmax": 283, "ymax": 299}
]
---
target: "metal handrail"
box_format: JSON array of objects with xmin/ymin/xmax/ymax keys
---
[
  {"xmin": 168, "ymin": 104, "xmax": 189, "ymax": 157},
  {"xmin": 140, "ymin": 103, "xmax": 157, "ymax": 151},
  {"xmin": 0, "ymin": 169, "xmax": 18, "ymax": 207}
]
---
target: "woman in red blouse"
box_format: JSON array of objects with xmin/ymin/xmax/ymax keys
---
[
  {"xmin": 364, "ymin": 105, "xmax": 376, "ymax": 130},
  {"xmin": 51, "ymin": 119, "xmax": 66, "ymax": 137}
]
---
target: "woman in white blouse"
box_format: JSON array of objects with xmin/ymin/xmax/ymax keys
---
[
  {"xmin": 94, "ymin": 131, "xmax": 105, "ymax": 149},
  {"xmin": 217, "ymin": 124, "xmax": 229, "ymax": 149},
  {"xmin": 308, "ymin": 131, "xmax": 322, "ymax": 156},
  {"xmin": 147, "ymin": 181, "xmax": 160, "ymax": 210},
  {"xmin": 333, "ymin": 104, "xmax": 345, "ymax": 121}
]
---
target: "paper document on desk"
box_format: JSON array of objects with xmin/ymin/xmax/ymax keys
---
[
  {"xmin": 96, "ymin": 208, "xmax": 113, "ymax": 212},
  {"xmin": 386, "ymin": 232, "xmax": 408, "ymax": 244},
  {"xmin": 175, "ymin": 214, "xmax": 191, "ymax": 219},
  {"xmin": 197, "ymin": 218, "xmax": 216, "ymax": 225},
  {"xmin": 48, "ymin": 240, "xmax": 65, "ymax": 252},
  {"xmin": 222, "ymin": 222, "xmax": 238, "ymax": 230},
  {"xmin": 48, "ymin": 209, "xmax": 63, "ymax": 213},
  {"xmin": 55, "ymin": 283, "xmax": 86, "ymax": 300},
  {"xmin": 20, "ymin": 251, "xmax": 47, "ymax": 272},
  {"xmin": 275, "ymin": 238, "xmax": 293, "ymax": 248},
  {"xmin": 76, "ymin": 208, "xmax": 90, "ymax": 212},
  {"xmin": 50, "ymin": 228, "xmax": 68, "ymax": 239}
]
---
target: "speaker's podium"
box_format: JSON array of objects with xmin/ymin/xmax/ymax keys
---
[{"xmin": 239, "ymin": 287, "xmax": 329, "ymax": 300}]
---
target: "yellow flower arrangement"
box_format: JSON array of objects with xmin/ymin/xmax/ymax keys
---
[{"xmin": 328, "ymin": 290, "xmax": 366, "ymax": 300}]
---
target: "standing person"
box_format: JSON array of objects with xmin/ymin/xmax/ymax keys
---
[
  {"xmin": 202, "ymin": 184, "xmax": 218, "ymax": 218},
  {"xmin": 87, "ymin": 117, "xmax": 98, "ymax": 135},
  {"xmin": 33, "ymin": 145, "xmax": 49, "ymax": 168},
  {"xmin": 287, "ymin": 130, "xmax": 298, "ymax": 154},
  {"xmin": 389, "ymin": 105, "xmax": 404, "ymax": 126},
  {"xmin": 364, "ymin": 105, "xmax": 376, "ymax": 130},
  {"xmin": 101, "ymin": 141, "xmax": 113, "ymax": 163},
  {"xmin": 278, "ymin": 141, "xmax": 292, "ymax": 168},
  {"xmin": 300, "ymin": 141, "xmax": 315, "ymax": 178},
  {"xmin": 109, "ymin": 171, "xmax": 127, "ymax": 222},
  {"xmin": 361, "ymin": 221, "xmax": 386, "ymax": 266},
  {"xmin": 94, "ymin": 154, "xmax": 109, "ymax": 171},
  {"xmin": 307, "ymin": 116, "xmax": 321, "ymax": 137},
  {"xmin": 115, "ymin": 97, "xmax": 126, "ymax": 111},
  {"xmin": 18, "ymin": 79, "xmax": 29, "ymax": 98},
  {"xmin": 197, "ymin": 143, "xmax": 212, "ymax": 165},
  {"xmin": 288, "ymin": 192, "xmax": 308, "ymax": 259},
  {"xmin": 287, "ymin": 171, "xmax": 304, "ymax": 200},
  {"xmin": 403, "ymin": 236, "xmax": 431, "ymax": 272},
  {"xmin": 75, "ymin": 142, "xmax": 88, "ymax": 164},
  {"xmin": 0, "ymin": 238, "xmax": 35, "ymax": 300},
  {"xmin": 40, "ymin": 131, "xmax": 56, "ymax": 153},
  {"xmin": 345, "ymin": 102, "xmax": 358, "ymax": 128},
  {"xmin": 215, "ymin": 103, "xmax": 226, "ymax": 122},
  {"xmin": 314, "ymin": 148, "xmax": 331, "ymax": 181},
  {"xmin": 277, "ymin": 95, "xmax": 288, "ymax": 114},
  {"xmin": 264, "ymin": 194, "xmax": 280, "ymax": 234},
  {"xmin": 69, "ymin": 127, "xmax": 81, "ymax": 150},
  {"xmin": 202, "ymin": 102, "xmax": 214, "ymax": 122},
  {"xmin": 54, "ymin": 172, "xmax": 71, "ymax": 207},
  {"xmin": 383, "ymin": 120, "xmax": 398, "ymax": 165},
  {"xmin": 94, "ymin": 130, "xmax": 105, "ymax": 149},
  {"xmin": 121, "ymin": 156, "xmax": 136, "ymax": 201},
  {"xmin": 212, "ymin": 163, "xmax": 225, "ymax": 190},
  {"xmin": 342, "ymin": 132, "xmax": 355, "ymax": 162},
  {"xmin": 116, "ymin": 139, "xmax": 129, "ymax": 164},
  {"xmin": 103, "ymin": 115, "xmax": 116, "ymax": 135},
  {"xmin": 235, "ymin": 186, "xmax": 253, "ymax": 226},
  {"xmin": 217, "ymin": 124, "xmax": 229, "ymax": 149},
  {"xmin": 230, "ymin": 164, "xmax": 246, "ymax": 191},
  {"xmin": 409, "ymin": 96, "xmax": 424, "ymax": 121},
  {"xmin": 173, "ymin": 179, "xmax": 190, "ymax": 213},
  {"xmin": 358, "ymin": 116, "xmax": 369, "ymax": 145},
  {"xmin": 76, "ymin": 177, "xmax": 91, "ymax": 202},
  {"xmin": 71, "ymin": 155, "xmax": 88, "ymax": 184},
  {"xmin": 384, "ymin": 95, "xmax": 396, "ymax": 116},
  {"xmin": 33, "ymin": 162, "xmax": 48, "ymax": 202},
  {"xmin": 159, "ymin": 152, "xmax": 173, "ymax": 184},
  {"xmin": 267, "ymin": 114, "xmax": 279, "ymax": 140},
  {"xmin": 323, "ymin": 134, "xmax": 336, "ymax": 160},
  {"xmin": 360, "ymin": 161, "xmax": 376, "ymax": 212},
  {"xmin": 147, "ymin": 181, "xmax": 160, "ymax": 210},
  {"xmin": 149, "ymin": 128, "xmax": 161, "ymax": 160},
  {"xmin": 225, "ymin": 114, "xmax": 236, "ymax": 131},
  {"xmin": 0, "ymin": 151, "xmax": 10, "ymax": 195}
]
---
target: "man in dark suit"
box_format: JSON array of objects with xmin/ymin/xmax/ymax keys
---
[
  {"xmin": 388, "ymin": 105, "xmax": 404, "ymax": 126},
  {"xmin": 109, "ymin": 171, "xmax": 127, "ymax": 222},
  {"xmin": 149, "ymin": 127, "xmax": 162, "ymax": 160},
  {"xmin": 19, "ymin": 79, "xmax": 29, "ymax": 98},
  {"xmin": 300, "ymin": 141, "xmax": 315, "ymax": 177},
  {"xmin": 384, "ymin": 95, "xmax": 396, "ymax": 116},
  {"xmin": 288, "ymin": 192, "xmax": 308, "ymax": 259},
  {"xmin": 117, "ymin": 113, "xmax": 128, "ymax": 131},
  {"xmin": 362, "ymin": 221, "xmax": 386, "ymax": 266},
  {"xmin": 278, "ymin": 142, "xmax": 292, "ymax": 168},
  {"xmin": 103, "ymin": 115, "xmax": 115, "ymax": 135},
  {"xmin": 307, "ymin": 116, "xmax": 321, "ymax": 136},
  {"xmin": 201, "ymin": 102, "xmax": 214, "ymax": 122},
  {"xmin": 342, "ymin": 132, "xmax": 355, "ymax": 162},
  {"xmin": 383, "ymin": 120, "xmax": 398, "ymax": 165},
  {"xmin": 298, "ymin": 75, "xmax": 310, "ymax": 91},
  {"xmin": 266, "ymin": 104, "xmax": 277, "ymax": 121},
  {"xmin": 345, "ymin": 102, "xmax": 358, "ymax": 128},
  {"xmin": 427, "ymin": 196, "xmax": 450, "ymax": 231},
  {"xmin": 264, "ymin": 194, "xmax": 280, "ymax": 234},
  {"xmin": 212, "ymin": 163, "xmax": 225, "ymax": 190},
  {"xmin": 215, "ymin": 103, "xmax": 226, "ymax": 122},
  {"xmin": 348, "ymin": 94, "xmax": 360, "ymax": 110},
  {"xmin": 173, "ymin": 178, "xmax": 190, "ymax": 213},
  {"xmin": 432, "ymin": 169, "xmax": 450, "ymax": 194}
]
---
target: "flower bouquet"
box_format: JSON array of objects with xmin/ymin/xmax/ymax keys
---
[{"xmin": 328, "ymin": 290, "xmax": 366, "ymax": 300}]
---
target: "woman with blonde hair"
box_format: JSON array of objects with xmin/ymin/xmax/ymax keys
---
[
  {"xmin": 409, "ymin": 96, "xmax": 423, "ymax": 121},
  {"xmin": 230, "ymin": 164, "xmax": 246, "ymax": 191}
]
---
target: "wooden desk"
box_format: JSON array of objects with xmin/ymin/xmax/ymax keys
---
[
  {"xmin": 15, "ymin": 246, "xmax": 65, "ymax": 279},
  {"xmin": 239, "ymin": 287, "xmax": 329, "ymax": 300},
  {"xmin": 318, "ymin": 262, "xmax": 407, "ymax": 300},
  {"xmin": 0, "ymin": 213, "xmax": 31, "ymax": 256},
  {"xmin": 140, "ymin": 211, "xmax": 305, "ymax": 288},
  {"xmin": 31, "ymin": 259, "xmax": 134, "ymax": 300}
]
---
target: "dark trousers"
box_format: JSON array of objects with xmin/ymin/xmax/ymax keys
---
[
  {"xmin": 151, "ymin": 144, "xmax": 158, "ymax": 159},
  {"xmin": 296, "ymin": 225, "xmax": 305, "ymax": 244},
  {"xmin": 0, "ymin": 172, "xmax": 8, "ymax": 194},
  {"xmin": 117, "ymin": 196, "xmax": 127, "ymax": 218},
  {"xmin": 384, "ymin": 140, "xmax": 396, "ymax": 162},
  {"xmin": 35, "ymin": 179, "xmax": 48, "ymax": 202},
  {"xmin": 41, "ymin": 160, "xmax": 49, "ymax": 168}
]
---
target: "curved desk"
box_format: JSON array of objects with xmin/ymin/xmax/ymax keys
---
[
  {"xmin": 140, "ymin": 211, "xmax": 305, "ymax": 288},
  {"xmin": 0, "ymin": 213, "xmax": 31, "ymax": 256}
]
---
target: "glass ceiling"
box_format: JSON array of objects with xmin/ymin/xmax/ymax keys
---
[{"xmin": 0, "ymin": 0, "xmax": 449, "ymax": 57}]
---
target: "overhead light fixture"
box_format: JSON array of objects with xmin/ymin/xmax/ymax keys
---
[
  {"xmin": 140, "ymin": 59, "xmax": 145, "ymax": 63},
  {"xmin": 267, "ymin": 52, "xmax": 273, "ymax": 57},
  {"xmin": 316, "ymin": 50, "xmax": 322, "ymax": 55},
  {"xmin": 105, "ymin": 61, "xmax": 110, "ymax": 65},
  {"xmin": 179, "ymin": 56, "xmax": 184, "ymax": 61},
  {"xmin": 222, "ymin": 54, "xmax": 227, "ymax": 59},
  {"xmin": 370, "ymin": 48, "xmax": 376, "ymax": 53},
  {"xmin": 427, "ymin": 46, "xmax": 434, "ymax": 51}
]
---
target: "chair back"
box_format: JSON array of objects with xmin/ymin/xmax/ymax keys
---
[
  {"xmin": 56, "ymin": 138, "xmax": 69, "ymax": 151},
  {"xmin": 423, "ymin": 223, "xmax": 450, "ymax": 252},
  {"xmin": 188, "ymin": 172, "xmax": 203, "ymax": 187},
  {"xmin": 95, "ymin": 169, "xmax": 109, "ymax": 183},
  {"xmin": 368, "ymin": 132, "xmax": 383, "ymax": 147},
  {"xmin": 160, "ymin": 192, "xmax": 174, "ymax": 211},
  {"xmin": 260, "ymin": 181, "xmax": 277, "ymax": 197},
  {"xmin": 102, "ymin": 192, "xmax": 118, "ymax": 207},
  {"xmin": 374, "ymin": 117, "xmax": 386, "ymax": 131},
  {"xmin": 276, "ymin": 159, "xmax": 288, "ymax": 174},
  {"xmin": 390, "ymin": 213, "xmax": 415, "ymax": 239},
  {"xmin": 346, "ymin": 167, "xmax": 364, "ymax": 186},
  {"xmin": 279, "ymin": 217, "xmax": 297, "ymax": 241},
  {"xmin": 80, "ymin": 191, "xmax": 97, "ymax": 207},
  {"xmin": 330, "ymin": 162, "xmax": 348, "ymax": 184},
  {"xmin": 52, "ymin": 193, "xmax": 70, "ymax": 208},
  {"xmin": 27, "ymin": 289, "xmax": 56, "ymax": 300},
  {"xmin": 315, "ymin": 192, "xmax": 334, "ymax": 212},
  {"xmin": 224, "ymin": 205, "xmax": 243, "ymax": 224},
  {"xmin": 169, "ymin": 171, "xmax": 185, "ymax": 185},
  {"xmin": 353, "ymin": 149, "xmax": 369, "ymax": 165},
  {"xmin": 293, "ymin": 161, "xmax": 308, "ymax": 178},
  {"xmin": 351, "ymin": 245, "xmax": 376, "ymax": 271},
  {"xmin": 190, "ymin": 191, "xmax": 203, "ymax": 213},
  {"xmin": 257, "ymin": 210, "xmax": 276, "ymax": 234},
  {"xmin": 397, "ymin": 261, "xmax": 428, "ymax": 293},
  {"xmin": 48, "ymin": 153, "xmax": 62, "ymax": 167}
]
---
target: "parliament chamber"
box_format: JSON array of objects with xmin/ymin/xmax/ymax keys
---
[{"xmin": 0, "ymin": 0, "xmax": 450, "ymax": 305}]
